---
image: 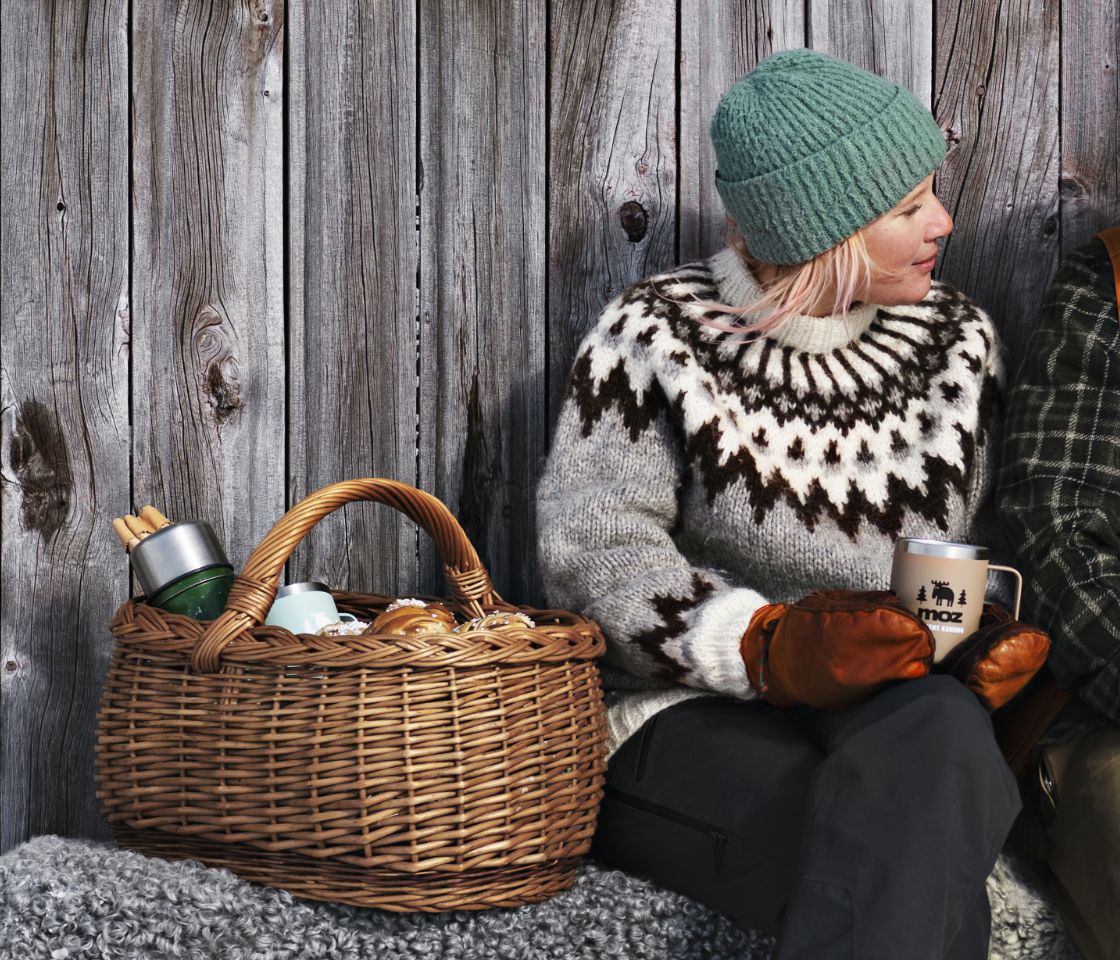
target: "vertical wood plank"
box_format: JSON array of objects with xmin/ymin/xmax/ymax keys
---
[
  {"xmin": 1060, "ymin": 0, "xmax": 1120, "ymax": 254},
  {"xmin": 679, "ymin": 1, "xmax": 806, "ymax": 261},
  {"xmin": 547, "ymin": 0, "xmax": 676, "ymax": 457},
  {"xmin": 286, "ymin": 1, "xmax": 419, "ymax": 594},
  {"xmin": 418, "ymin": 0, "xmax": 547, "ymax": 602},
  {"xmin": 809, "ymin": 0, "xmax": 934, "ymax": 104},
  {"xmin": 0, "ymin": 0, "xmax": 128, "ymax": 850},
  {"xmin": 934, "ymin": 0, "xmax": 1059, "ymax": 367},
  {"xmin": 131, "ymin": 3, "xmax": 286, "ymax": 581}
]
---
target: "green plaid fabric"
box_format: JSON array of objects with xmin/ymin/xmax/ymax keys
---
[{"xmin": 997, "ymin": 235, "xmax": 1120, "ymax": 731}]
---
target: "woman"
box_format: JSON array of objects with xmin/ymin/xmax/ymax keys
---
[{"xmin": 537, "ymin": 49, "xmax": 1021, "ymax": 959}]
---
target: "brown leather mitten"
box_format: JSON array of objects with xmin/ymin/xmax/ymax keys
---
[
  {"xmin": 740, "ymin": 590, "xmax": 936, "ymax": 710},
  {"xmin": 936, "ymin": 603, "xmax": 1051, "ymax": 712}
]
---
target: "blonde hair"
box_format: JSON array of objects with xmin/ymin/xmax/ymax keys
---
[{"xmin": 670, "ymin": 218, "xmax": 876, "ymax": 338}]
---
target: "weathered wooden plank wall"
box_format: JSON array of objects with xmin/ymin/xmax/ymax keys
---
[
  {"xmin": 2, "ymin": 0, "xmax": 1117, "ymax": 852},
  {"xmin": 935, "ymin": 0, "xmax": 1061, "ymax": 364},
  {"xmin": 549, "ymin": 0, "xmax": 678, "ymax": 446},
  {"xmin": 131, "ymin": 1, "xmax": 286, "ymax": 596},
  {"xmin": 1, "ymin": 0, "xmax": 129, "ymax": 852},
  {"xmin": 416, "ymin": 0, "xmax": 547, "ymax": 602},
  {"xmin": 287, "ymin": 0, "xmax": 420, "ymax": 595},
  {"xmin": 1061, "ymin": 0, "xmax": 1120, "ymax": 255},
  {"xmin": 680, "ymin": 1, "xmax": 806, "ymax": 258}
]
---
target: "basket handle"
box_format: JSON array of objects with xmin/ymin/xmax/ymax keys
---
[{"xmin": 192, "ymin": 478, "xmax": 504, "ymax": 671}]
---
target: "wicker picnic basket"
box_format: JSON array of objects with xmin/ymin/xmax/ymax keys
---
[{"xmin": 96, "ymin": 478, "xmax": 608, "ymax": 911}]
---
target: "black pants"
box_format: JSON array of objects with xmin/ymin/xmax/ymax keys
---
[{"xmin": 591, "ymin": 675, "xmax": 1021, "ymax": 960}]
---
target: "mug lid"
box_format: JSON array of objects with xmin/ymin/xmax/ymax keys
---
[
  {"xmin": 276, "ymin": 581, "xmax": 331, "ymax": 599},
  {"xmin": 895, "ymin": 538, "xmax": 988, "ymax": 561}
]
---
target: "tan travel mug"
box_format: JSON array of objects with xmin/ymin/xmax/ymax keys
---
[{"xmin": 889, "ymin": 538, "xmax": 1022, "ymax": 662}]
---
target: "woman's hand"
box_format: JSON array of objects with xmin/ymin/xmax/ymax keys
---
[
  {"xmin": 935, "ymin": 603, "xmax": 1051, "ymax": 711},
  {"xmin": 740, "ymin": 590, "xmax": 936, "ymax": 710}
]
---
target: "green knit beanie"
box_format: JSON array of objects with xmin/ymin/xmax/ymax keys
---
[{"xmin": 710, "ymin": 48, "xmax": 946, "ymax": 265}]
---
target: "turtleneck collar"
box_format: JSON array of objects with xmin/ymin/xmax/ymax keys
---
[{"xmin": 707, "ymin": 246, "xmax": 881, "ymax": 354}]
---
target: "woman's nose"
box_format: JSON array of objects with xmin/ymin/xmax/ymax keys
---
[{"xmin": 928, "ymin": 197, "xmax": 954, "ymax": 239}]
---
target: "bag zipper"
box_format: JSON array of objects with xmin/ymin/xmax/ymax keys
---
[
  {"xmin": 604, "ymin": 785, "xmax": 715, "ymax": 831},
  {"xmin": 605, "ymin": 786, "xmax": 732, "ymax": 875}
]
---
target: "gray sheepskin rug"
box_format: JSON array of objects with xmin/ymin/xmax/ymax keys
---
[{"xmin": 0, "ymin": 836, "xmax": 1079, "ymax": 959}]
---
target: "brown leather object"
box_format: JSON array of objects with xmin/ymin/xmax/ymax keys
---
[
  {"xmin": 740, "ymin": 589, "xmax": 936, "ymax": 710},
  {"xmin": 937, "ymin": 603, "xmax": 1051, "ymax": 712},
  {"xmin": 993, "ymin": 670, "xmax": 1071, "ymax": 776}
]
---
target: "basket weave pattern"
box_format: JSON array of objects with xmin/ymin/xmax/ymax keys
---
[{"xmin": 96, "ymin": 480, "xmax": 607, "ymax": 911}]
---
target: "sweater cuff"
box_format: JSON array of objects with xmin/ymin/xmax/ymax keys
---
[{"xmin": 677, "ymin": 585, "xmax": 768, "ymax": 699}]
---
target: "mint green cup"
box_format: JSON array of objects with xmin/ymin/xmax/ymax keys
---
[{"xmin": 264, "ymin": 581, "xmax": 357, "ymax": 635}]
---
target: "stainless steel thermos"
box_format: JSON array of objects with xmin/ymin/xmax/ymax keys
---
[{"xmin": 129, "ymin": 520, "xmax": 235, "ymax": 620}]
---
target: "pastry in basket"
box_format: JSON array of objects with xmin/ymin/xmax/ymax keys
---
[
  {"xmin": 453, "ymin": 611, "xmax": 537, "ymax": 633},
  {"xmin": 316, "ymin": 619, "xmax": 371, "ymax": 637},
  {"xmin": 365, "ymin": 598, "xmax": 458, "ymax": 636}
]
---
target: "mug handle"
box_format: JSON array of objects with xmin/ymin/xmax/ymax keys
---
[
  {"xmin": 988, "ymin": 564, "xmax": 1022, "ymax": 620},
  {"xmin": 338, "ymin": 613, "xmax": 358, "ymax": 623}
]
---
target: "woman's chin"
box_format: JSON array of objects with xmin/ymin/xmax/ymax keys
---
[{"xmin": 871, "ymin": 275, "xmax": 933, "ymax": 307}]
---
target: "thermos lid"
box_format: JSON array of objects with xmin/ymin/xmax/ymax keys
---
[
  {"xmin": 275, "ymin": 581, "xmax": 331, "ymax": 599},
  {"xmin": 894, "ymin": 538, "xmax": 988, "ymax": 561},
  {"xmin": 130, "ymin": 520, "xmax": 232, "ymax": 597}
]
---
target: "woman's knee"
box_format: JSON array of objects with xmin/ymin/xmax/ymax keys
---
[
  {"xmin": 886, "ymin": 677, "xmax": 1020, "ymax": 811},
  {"xmin": 900, "ymin": 675, "xmax": 999, "ymax": 742},
  {"xmin": 874, "ymin": 677, "xmax": 1001, "ymax": 761},
  {"xmin": 828, "ymin": 676, "xmax": 1018, "ymax": 799},
  {"xmin": 902, "ymin": 672, "xmax": 989, "ymax": 713},
  {"xmin": 821, "ymin": 675, "xmax": 991, "ymax": 752},
  {"xmin": 813, "ymin": 677, "xmax": 1021, "ymax": 857}
]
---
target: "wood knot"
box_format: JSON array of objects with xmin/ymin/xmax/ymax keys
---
[
  {"xmin": 619, "ymin": 201, "xmax": 648, "ymax": 243},
  {"xmin": 192, "ymin": 307, "xmax": 243, "ymax": 425},
  {"xmin": 1058, "ymin": 176, "xmax": 1085, "ymax": 199},
  {"xmin": 205, "ymin": 361, "xmax": 243, "ymax": 422},
  {"xmin": 8, "ymin": 398, "xmax": 72, "ymax": 544}
]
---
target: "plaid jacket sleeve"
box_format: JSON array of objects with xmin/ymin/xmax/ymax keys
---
[{"xmin": 996, "ymin": 237, "xmax": 1120, "ymax": 724}]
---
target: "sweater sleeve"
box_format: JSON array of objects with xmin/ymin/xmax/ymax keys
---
[
  {"xmin": 536, "ymin": 298, "xmax": 766, "ymax": 699},
  {"xmin": 996, "ymin": 243, "xmax": 1120, "ymax": 723}
]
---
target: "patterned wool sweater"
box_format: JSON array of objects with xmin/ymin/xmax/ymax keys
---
[{"xmin": 537, "ymin": 246, "xmax": 1009, "ymax": 758}]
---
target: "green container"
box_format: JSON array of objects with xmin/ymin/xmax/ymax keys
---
[
  {"xmin": 130, "ymin": 520, "xmax": 234, "ymax": 622},
  {"xmin": 148, "ymin": 565, "xmax": 235, "ymax": 621}
]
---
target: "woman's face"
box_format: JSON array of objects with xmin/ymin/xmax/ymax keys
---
[{"xmin": 860, "ymin": 174, "xmax": 954, "ymax": 306}]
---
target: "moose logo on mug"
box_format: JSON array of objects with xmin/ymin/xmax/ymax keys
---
[
  {"xmin": 890, "ymin": 539, "xmax": 1022, "ymax": 662},
  {"xmin": 913, "ymin": 578, "xmax": 969, "ymax": 628}
]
